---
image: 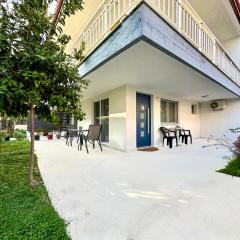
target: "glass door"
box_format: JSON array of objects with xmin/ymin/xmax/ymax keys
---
[{"xmin": 94, "ymin": 98, "xmax": 109, "ymax": 142}]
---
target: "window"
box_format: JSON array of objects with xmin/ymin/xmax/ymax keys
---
[
  {"xmin": 94, "ymin": 98, "xmax": 109, "ymax": 142},
  {"xmin": 191, "ymin": 104, "xmax": 198, "ymax": 115},
  {"xmin": 161, "ymin": 99, "xmax": 178, "ymax": 123}
]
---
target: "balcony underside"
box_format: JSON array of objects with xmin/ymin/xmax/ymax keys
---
[
  {"xmin": 81, "ymin": 40, "xmax": 236, "ymax": 101},
  {"xmin": 79, "ymin": 3, "xmax": 240, "ymax": 99}
]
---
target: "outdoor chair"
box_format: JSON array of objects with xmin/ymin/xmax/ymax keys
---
[
  {"xmin": 78, "ymin": 125, "xmax": 103, "ymax": 154},
  {"xmin": 178, "ymin": 127, "xmax": 192, "ymax": 145},
  {"xmin": 159, "ymin": 127, "xmax": 178, "ymax": 148}
]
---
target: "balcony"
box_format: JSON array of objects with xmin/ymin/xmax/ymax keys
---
[{"xmin": 67, "ymin": 0, "xmax": 240, "ymax": 88}]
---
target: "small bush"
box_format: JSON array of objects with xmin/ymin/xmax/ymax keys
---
[
  {"xmin": 10, "ymin": 129, "xmax": 27, "ymax": 140},
  {"xmin": 0, "ymin": 131, "xmax": 8, "ymax": 142},
  {"xmin": 218, "ymin": 155, "xmax": 240, "ymax": 177}
]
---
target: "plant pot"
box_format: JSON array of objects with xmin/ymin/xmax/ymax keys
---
[
  {"xmin": 34, "ymin": 135, "xmax": 40, "ymax": 141},
  {"xmin": 56, "ymin": 135, "xmax": 61, "ymax": 139},
  {"xmin": 43, "ymin": 132, "xmax": 48, "ymax": 136},
  {"xmin": 5, "ymin": 136, "xmax": 10, "ymax": 141},
  {"xmin": 48, "ymin": 132, "xmax": 53, "ymax": 140}
]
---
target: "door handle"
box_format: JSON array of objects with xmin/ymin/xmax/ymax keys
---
[{"xmin": 147, "ymin": 107, "xmax": 150, "ymax": 134}]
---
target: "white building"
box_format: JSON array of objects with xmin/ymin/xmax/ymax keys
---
[{"xmin": 63, "ymin": 0, "xmax": 240, "ymax": 151}]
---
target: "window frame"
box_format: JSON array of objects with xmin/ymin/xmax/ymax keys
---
[
  {"xmin": 160, "ymin": 99, "xmax": 179, "ymax": 124},
  {"xmin": 93, "ymin": 98, "xmax": 109, "ymax": 142}
]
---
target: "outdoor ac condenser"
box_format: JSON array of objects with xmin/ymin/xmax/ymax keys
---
[{"xmin": 210, "ymin": 100, "xmax": 226, "ymax": 111}]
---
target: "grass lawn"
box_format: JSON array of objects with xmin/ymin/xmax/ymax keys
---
[
  {"xmin": 218, "ymin": 155, "xmax": 240, "ymax": 177},
  {"xmin": 0, "ymin": 140, "xmax": 70, "ymax": 240}
]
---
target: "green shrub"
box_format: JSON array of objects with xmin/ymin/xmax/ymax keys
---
[
  {"xmin": 10, "ymin": 129, "xmax": 27, "ymax": 140},
  {"xmin": 218, "ymin": 155, "xmax": 240, "ymax": 177},
  {"xmin": 0, "ymin": 131, "xmax": 8, "ymax": 142}
]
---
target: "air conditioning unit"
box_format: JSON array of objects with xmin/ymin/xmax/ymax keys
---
[{"xmin": 210, "ymin": 100, "xmax": 226, "ymax": 111}]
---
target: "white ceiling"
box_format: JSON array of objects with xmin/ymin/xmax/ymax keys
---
[
  {"xmin": 188, "ymin": 0, "xmax": 240, "ymax": 42},
  {"xmin": 82, "ymin": 41, "xmax": 237, "ymax": 102}
]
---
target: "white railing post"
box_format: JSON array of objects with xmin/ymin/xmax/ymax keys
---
[
  {"xmin": 198, "ymin": 22, "xmax": 202, "ymax": 52},
  {"xmin": 177, "ymin": 0, "xmax": 182, "ymax": 32},
  {"xmin": 103, "ymin": 2, "xmax": 108, "ymax": 34},
  {"xmin": 122, "ymin": 0, "xmax": 125, "ymax": 12},
  {"xmin": 238, "ymin": 70, "xmax": 239, "ymax": 85},
  {"xmin": 212, "ymin": 38, "xmax": 216, "ymax": 64}
]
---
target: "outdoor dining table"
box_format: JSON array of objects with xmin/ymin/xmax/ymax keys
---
[
  {"xmin": 168, "ymin": 126, "xmax": 181, "ymax": 136},
  {"xmin": 66, "ymin": 127, "xmax": 82, "ymax": 146}
]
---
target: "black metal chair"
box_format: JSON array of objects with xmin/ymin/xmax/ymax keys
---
[
  {"xmin": 178, "ymin": 127, "xmax": 192, "ymax": 145},
  {"xmin": 159, "ymin": 127, "xmax": 178, "ymax": 148},
  {"xmin": 78, "ymin": 125, "xmax": 103, "ymax": 154}
]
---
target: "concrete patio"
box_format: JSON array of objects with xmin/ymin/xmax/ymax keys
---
[{"xmin": 35, "ymin": 138, "xmax": 240, "ymax": 240}]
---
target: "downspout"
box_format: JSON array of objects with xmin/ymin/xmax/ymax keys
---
[{"xmin": 53, "ymin": 0, "xmax": 64, "ymax": 23}]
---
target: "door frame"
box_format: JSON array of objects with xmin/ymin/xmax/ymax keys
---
[{"xmin": 136, "ymin": 92, "xmax": 152, "ymax": 148}]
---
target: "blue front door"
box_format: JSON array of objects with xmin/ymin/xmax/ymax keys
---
[{"xmin": 136, "ymin": 93, "xmax": 151, "ymax": 148}]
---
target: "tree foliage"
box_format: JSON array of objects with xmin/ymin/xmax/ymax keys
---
[
  {"xmin": 0, "ymin": 0, "xmax": 88, "ymax": 120},
  {"xmin": 0, "ymin": 0, "xmax": 88, "ymax": 186}
]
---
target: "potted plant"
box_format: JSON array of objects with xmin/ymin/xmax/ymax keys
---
[
  {"xmin": 56, "ymin": 132, "xmax": 61, "ymax": 139},
  {"xmin": 42, "ymin": 127, "xmax": 48, "ymax": 136},
  {"xmin": 5, "ymin": 135, "xmax": 10, "ymax": 141},
  {"xmin": 0, "ymin": 131, "xmax": 7, "ymax": 142},
  {"xmin": 34, "ymin": 129, "xmax": 41, "ymax": 140},
  {"xmin": 47, "ymin": 132, "xmax": 53, "ymax": 140},
  {"xmin": 53, "ymin": 118, "xmax": 63, "ymax": 140}
]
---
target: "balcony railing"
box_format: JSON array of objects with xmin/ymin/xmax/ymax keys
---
[{"xmin": 69, "ymin": 0, "xmax": 240, "ymax": 87}]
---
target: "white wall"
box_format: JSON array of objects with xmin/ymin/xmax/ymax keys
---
[
  {"xmin": 200, "ymin": 99, "xmax": 240, "ymax": 140},
  {"xmin": 222, "ymin": 37, "xmax": 240, "ymax": 68},
  {"xmin": 15, "ymin": 125, "xmax": 27, "ymax": 131},
  {"xmin": 79, "ymin": 85, "xmax": 201, "ymax": 151},
  {"xmin": 125, "ymin": 86, "xmax": 201, "ymax": 149},
  {"xmin": 125, "ymin": 86, "xmax": 137, "ymax": 151},
  {"xmin": 78, "ymin": 86, "xmax": 127, "ymax": 151},
  {"xmin": 178, "ymin": 100, "xmax": 200, "ymax": 138}
]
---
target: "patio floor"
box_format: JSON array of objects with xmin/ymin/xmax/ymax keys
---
[{"xmin": 35, "ymin": 138, "xmax": 240, "ymax": 240}]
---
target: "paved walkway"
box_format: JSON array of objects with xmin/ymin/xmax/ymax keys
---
[{"xmin": 35, "ymin": 138, "xmax": 240, "ymax": 240}]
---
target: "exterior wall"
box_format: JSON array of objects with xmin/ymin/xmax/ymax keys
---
[
  {"xmin": 178, "ymin": 100, "xmax": 201, "ymax": 138},
  {"xmin": 63, "ymin": 0, "xmax": 103, "ymax": 52},
  {"xmin": 80, "ymin": 84, "xmax": 240, "ymax": 152},
  {"xmin": 78, "ymin": 86, "xmax": 127, "ymax": 151},
  {"xmin": 158, "ymin": 97, "xmax": 200, "ymax": 145},
  {"xmin": 79, "ymin": 85, "xmax": 201, "ymax": 151},
  {"xmin": 15, "ymin": 125, "xmax": 27, "ymax": 131},
  {"xmin": 124, "ymin": 86, "xmax": 201, "ymax": 150},
  {"xmin": 125, "ymin": 86, "xmax": 137, "ymax": 151},
  {"xmin": 200, "ymin": 99, "xmax": 240, "ymax": 140},
  {"xmin": 222, "ymin": 37, "xmax": 240, "ymax": 68}
]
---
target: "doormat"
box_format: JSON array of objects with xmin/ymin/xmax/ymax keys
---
[{"xmin": 138, "ymin": 147, "xmax": 159, "ymax": 152}]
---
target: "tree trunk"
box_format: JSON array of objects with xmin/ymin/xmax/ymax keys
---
[{"xmin": 29, "ymin": 104, "xmax": 36, "ymax": 187}]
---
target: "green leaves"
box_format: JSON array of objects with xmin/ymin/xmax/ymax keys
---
[{"xmin": 0, "ymin": 0, "xmax": 88, "ymax": 121}]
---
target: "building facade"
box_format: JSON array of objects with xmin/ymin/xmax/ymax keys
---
[{"xmin": 63, "ymin": 0, "xmax": 240, "ymax": 151}]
